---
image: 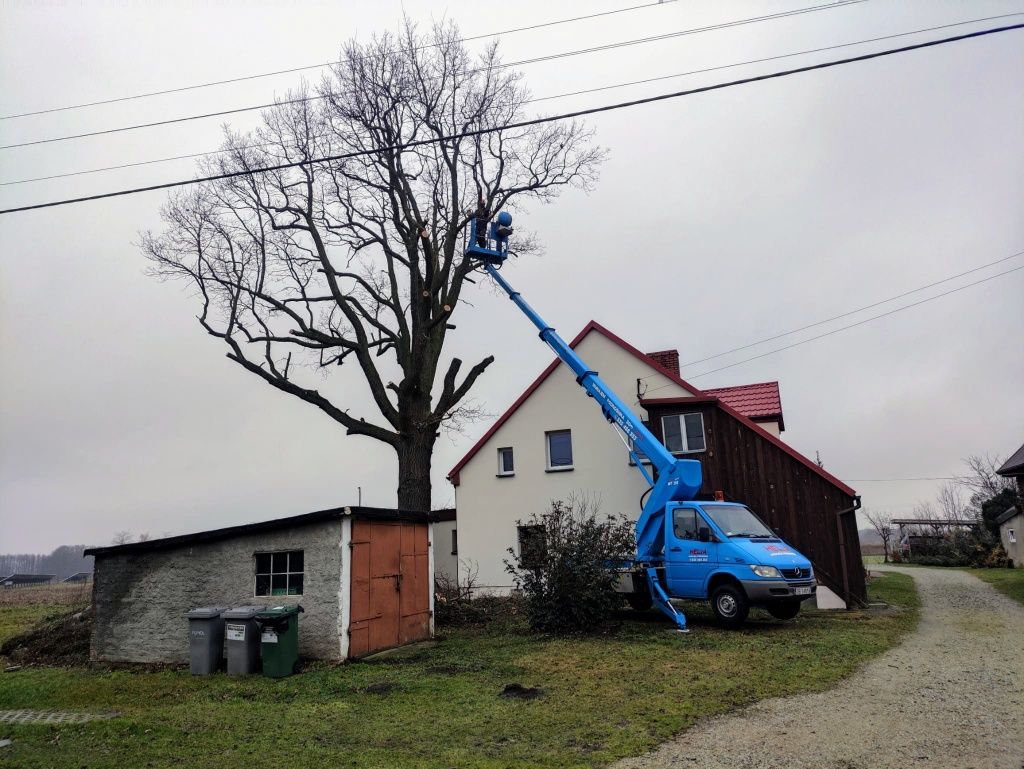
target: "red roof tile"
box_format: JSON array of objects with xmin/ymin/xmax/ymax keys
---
[{"xmin": 703, "ymin": 381, "xmax": 783, "ymax": 424}]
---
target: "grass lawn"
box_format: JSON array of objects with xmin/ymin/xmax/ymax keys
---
[
  {"xmin": 0, "ymin": 573, "xmax": 917, "ymax": 769},
  {"xmin": 964, "ymin": 568, "xmax": 1024, "ymax": 607}
]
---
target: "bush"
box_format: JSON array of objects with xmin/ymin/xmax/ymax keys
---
[
  {"xmin": 434, "ymin": 563, "xmax": 525, "ymax": 628},
  {"xmin": 504, "ymin": 498, "xmax": 635, "ymax": 634}
]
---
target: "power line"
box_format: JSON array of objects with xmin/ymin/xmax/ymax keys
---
[
  {"xmin": 0, "ymin": 1, "xmax": 683, "ymax": 120},
  {"xmin": 6, "ymin": 12, "xmax": 1017, "ymax": 187},
  {"xmin": 669, "ymin": 264, "xmax": 1023, "ymax": 383},
  {"xmin": 0, "ymin": 2, "xmax": 866, "ymax": 150},
  {"xmin": 638, "ymin": 249, "xmax": 1024, "ymax": 381},
  {"xmin": 7, "ymin": 12, "xmax": 1017, "ymax": 187},
  {"xmin": 2, "ymin": 22, "xmax": 1021, "ymax": 216},
  {"xmin": 845, "ymin": 478, "xmax": 956, "ymax": 482}
]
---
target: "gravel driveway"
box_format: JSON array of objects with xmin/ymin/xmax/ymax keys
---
[{"xmin": 613, "ymin": 567, "xmax": 1024, "ymax": 769}]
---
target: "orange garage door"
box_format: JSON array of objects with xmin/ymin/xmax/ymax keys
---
[{"xmin": 348, "ymin": 520, "xmax": 431, "ymax": 657}]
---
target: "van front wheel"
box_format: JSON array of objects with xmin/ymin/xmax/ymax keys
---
[{"xmin": 710, "ymin": 583, "xmax": 749, "ymax": 627}]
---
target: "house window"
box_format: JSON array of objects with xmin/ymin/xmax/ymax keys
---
[
  {"xmin": 545, "ymin": 429, "xmax": 573, "ymax": 471},
  {"xmin": 517, "ymin": 525, "xmax": 547, "ymax": 569},
  {"xmin": 661, "ymin": 413, "xmax": 706, "ymax": 453},
  {"xmin": 254, "ymin": 550, "xmax": 304, "ymax": 597},
  {"xmin": 1010, "ymin": 529, "xmax": 1017, "ymax": 544},
  {"xmin": 497, "ymin": 447, "xmax": 515, "ymax": 476},
  {"xmin": 451, "ymin": 529, "xmax": 458, "ymax": 555}
]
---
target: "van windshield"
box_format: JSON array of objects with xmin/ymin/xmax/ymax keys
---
[{"xmin": 700, "ymin": 504, "xmax": 774, "ymax": 538}]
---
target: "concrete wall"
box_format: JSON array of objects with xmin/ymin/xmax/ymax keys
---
[
  {"xmin": 92, "ymin": 519, "xmax": 344, "ymax": 663},
  {"xmin": 999, "ymin": 512, "xmax": 1023, "ymax": 567},
  {"xmin": 454, "ymin": 330, "xmax": 694, "ymax": 590}
]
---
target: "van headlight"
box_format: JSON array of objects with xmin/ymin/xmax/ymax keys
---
[{"xmin": 749, "ymin": 565, "xmax": 782, "ymax": 578}]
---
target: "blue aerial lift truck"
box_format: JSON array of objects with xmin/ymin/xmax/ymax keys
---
[{"xmin": 465, "ymin": 212, "xmax": 817, "ymax": 630}]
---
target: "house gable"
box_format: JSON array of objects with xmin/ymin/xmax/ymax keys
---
[{"xmin": 447, "ymin": 321, "xmax": 700, "ymax": 484}]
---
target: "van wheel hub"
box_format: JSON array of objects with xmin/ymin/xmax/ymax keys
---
[{"xmin": 717, "ymin": 594, "xmax": 737, "ymax": 616}]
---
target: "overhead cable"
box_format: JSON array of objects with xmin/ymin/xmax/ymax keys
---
[
  {"xmin": 0, "ymin": 0, "xmax": 863, "ymax": 120},
  {"xmin": 672, "ymin": 265, "xmax": 1023, "ymax": 382},
  {"xmin": 2, "ymin": 22, "xmax": 1021, "ymax": 216},
  {"xmin": 4, "ymin": 10, "xmax": 1018, "ymax": 184},
  {"xmin": 637, "ymin": 249, "xmax": 1024, "ymax": 381},
  {"xmin": 0, "ymin": 2, "xmax": 869, "ymax": 149}
]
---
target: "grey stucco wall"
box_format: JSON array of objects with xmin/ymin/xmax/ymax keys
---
[{"xmin": 92, "ymin": 519, "xmax": 344, "ymax": 663}]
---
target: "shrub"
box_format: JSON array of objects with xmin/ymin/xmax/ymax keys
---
[
  {"xmin": 504, "ymin": 498, "xmax": 635, "ymax": 634},
  {"xmin": 434, "ymin": 562, "xmax": 524, "ymax": 628}
]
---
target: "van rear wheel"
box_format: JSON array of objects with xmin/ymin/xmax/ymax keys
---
[
  {"xmin": 626, "ymin": 592, "xmax": 653, "ymax": 611},
  {"xmin": 766, "ymin": 600, "xmax": 801, "ymax": 620},
  {"xmin": 710, "ymin": 583, "xmax": 749, "ymax": 627}
]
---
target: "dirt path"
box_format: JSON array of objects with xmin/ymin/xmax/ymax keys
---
[{"xmin": 613, "ymin": 567, "xmax": 1024, "ymax": 769}]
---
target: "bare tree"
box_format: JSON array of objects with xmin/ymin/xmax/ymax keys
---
[
  {"xmin": 136, "ymin": 533, "xmax": 151, "ymax": 543},
  {"xmin": 143, "ymin": 21, "xmax": 602, "ymax": 511},
  {"xmin": 956, "ymin": 453, "xmax": 1015, "ymax": 509},
  {"xmin": 863, "ymin": 509, "xmax": 894, "ymax": 562},
  {"xmin": 936, "ymin": 481, "xmax": 970, "ymax": 522},
  {"xmin": 111, "ymin": 531, "xmax": 133, "ymax": 545}
]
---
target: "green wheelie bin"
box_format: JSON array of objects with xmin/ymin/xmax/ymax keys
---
[{"xmin": 255, "ymin": 605, "xmax": 304, "ymax": 678}]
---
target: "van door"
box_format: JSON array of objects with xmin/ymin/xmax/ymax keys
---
[{"xmin": 666, "ymin": 505, "xmax": 718, "ymax": 598}]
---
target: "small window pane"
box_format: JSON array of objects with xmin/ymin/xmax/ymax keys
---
[
  {"xmin": 451, "ymin": 529, "xmax": 458, "ymax": 555},
  {"xmin": 499, "ymin": 447, "xmax": 514, "ymax": 474},
  {"xmin": 547, "ymin": 431, "xmax": 573, "ymax": 467},
  {"xmin": 255, "ymin": 553, "xmax": 272, "ymax": 574},
  {"xmin": 255, "ymin": 574, "xmax": 271, "ymax": 596},
  {"xmin": 289, "ymin": 551, "xmax": 304, "ymax": 572},
  {"xmin": 684, "ymin": 413, "xmax": 705, "ymax": 451},
  {"xmin": 272, "ymin": 552, "xmax": 288, "ymax": 572},
  {"xmin": 287, "ymin": 574, "xmax": 303, "ymax": 595},
  {"xmin": 673, "ymin": 509, "xmax": 698, "ymax": 540},
  {"xmin": 271, "ymin": 574, "xmax": 287, "ymax": 595},
  {"xmin": 662, "ymin": 416, "xmax": 683, "ymax": 452}
]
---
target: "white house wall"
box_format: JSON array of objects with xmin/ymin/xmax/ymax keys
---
[{"xmin": 455, "ymin": 331, "xmax": 695, "ymax": 591}]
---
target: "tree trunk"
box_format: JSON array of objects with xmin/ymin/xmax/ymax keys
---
[{"xmin": 396, "ymin": 429, "xmax": 435, "ymax": 512}]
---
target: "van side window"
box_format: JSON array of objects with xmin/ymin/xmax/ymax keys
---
[{"xmin": 673, "ymin": 509, "xmax": 698, "ymax": 540}]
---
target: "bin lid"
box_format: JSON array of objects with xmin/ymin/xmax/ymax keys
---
[
  {"xmin": 255, "ymin": 604, "xmax": 304, "ymax": 619},
  {"xmin": 222, "ymin": 605, "xmax": 267, "ymax": 619},
  {"xmin": 184, "ymin": 606, "xmax": 229, "ymax": 619}
]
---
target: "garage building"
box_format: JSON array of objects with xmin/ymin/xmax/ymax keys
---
[{"xmin": 85, "ymin": 506, "xmax": 439, "ymax": 663}]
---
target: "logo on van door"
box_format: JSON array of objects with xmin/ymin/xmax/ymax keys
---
[{"xmin": 689, "ymin": 548, "xmax": 708, "ymax": 562}]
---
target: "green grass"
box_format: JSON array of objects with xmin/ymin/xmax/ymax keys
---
[
  {"xmin": 964, "ymin": 568, "xmax": 1024, "ymax": 607},
  {"xmin": 0, "ymin": 605, "xmax": 71, "ymax": 646},
  {"xmin": 0, "ymin": 574, "xmax": 917, "ymax": 769}
]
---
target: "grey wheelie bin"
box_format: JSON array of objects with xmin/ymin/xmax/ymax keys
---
[
  {"xmin": 184, "ymin": 606, "xmax": 228, "ymax": 675},
  {"xmin": 222, "ymin": 605, "xmax": 266, "ymax": 675}
]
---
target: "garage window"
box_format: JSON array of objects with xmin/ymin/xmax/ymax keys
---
[{"xmin": 255, "ymin": 550, "xmax": 304, "ymax": 596}]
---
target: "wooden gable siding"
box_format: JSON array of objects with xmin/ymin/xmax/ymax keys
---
[{"xmin": 646, "ymin": 402, "xmax": 865, "ymax": 604}]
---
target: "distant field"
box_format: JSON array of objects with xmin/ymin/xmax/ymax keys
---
[
  {"xmin": 0, "ymin": 583, "xmax": 91, "ymax": 607},
  {"xmin": 0, "ymin": 574, "xmax": 918, "ymax": 769}
]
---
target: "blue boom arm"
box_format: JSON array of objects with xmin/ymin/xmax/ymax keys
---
[{"xmin": 483, "ymin": 262, "xmax": 702, "ymax": 629}]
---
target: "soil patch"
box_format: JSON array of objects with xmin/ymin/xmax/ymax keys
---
[
  {"xmin": 499, "ymin": 683, "xmax": 544, "ymax": 700},
  {"xmin": 362, "ymin": 682, "xmax": 399, "ymax": 695},
  {"xmin": 0, "ymin": 608, "xmax": 91, "ymax": 667}
]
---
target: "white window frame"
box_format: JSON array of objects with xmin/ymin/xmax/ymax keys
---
[
  {"xmin": 660, "ymin": 412, "xmax": 706, "ymax": 454},
  {"xmin": 497, "ymin": 446, "xmax": 515, "ymax": 477},
  {"xmin": 254, "ymin": 550, "xmax": 304, "ymax": 597},
  {"xmin": 1009, "ymin": 528, "xmax": 1017, "ymax": 544},
  {"xmin": 545, "ymin": 429, "xmax": 574, "ymax": 472}
]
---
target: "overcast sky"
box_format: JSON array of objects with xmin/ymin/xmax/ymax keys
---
[{"xmin": 1, "ymin": 1, "xmax": 1022, "ymax": 553}]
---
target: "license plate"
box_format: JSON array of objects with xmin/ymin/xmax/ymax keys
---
[{"xmin": 794, "ymin": 587, "xmax": 812, "ymax": 595}]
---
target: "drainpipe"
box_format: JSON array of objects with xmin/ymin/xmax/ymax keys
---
[{"xmin": 835, "ymin": 495, "xmax": 862, "ymax": 609}]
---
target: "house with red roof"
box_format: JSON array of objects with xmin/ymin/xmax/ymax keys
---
[{"xmin": 447, "ymin": 321, "xmax": 864, "ymax": 606}]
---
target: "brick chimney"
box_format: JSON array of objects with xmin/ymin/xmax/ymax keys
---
[{"xmin": 646, "ymin": 349, "xmax": 679, "ymax": 376}]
